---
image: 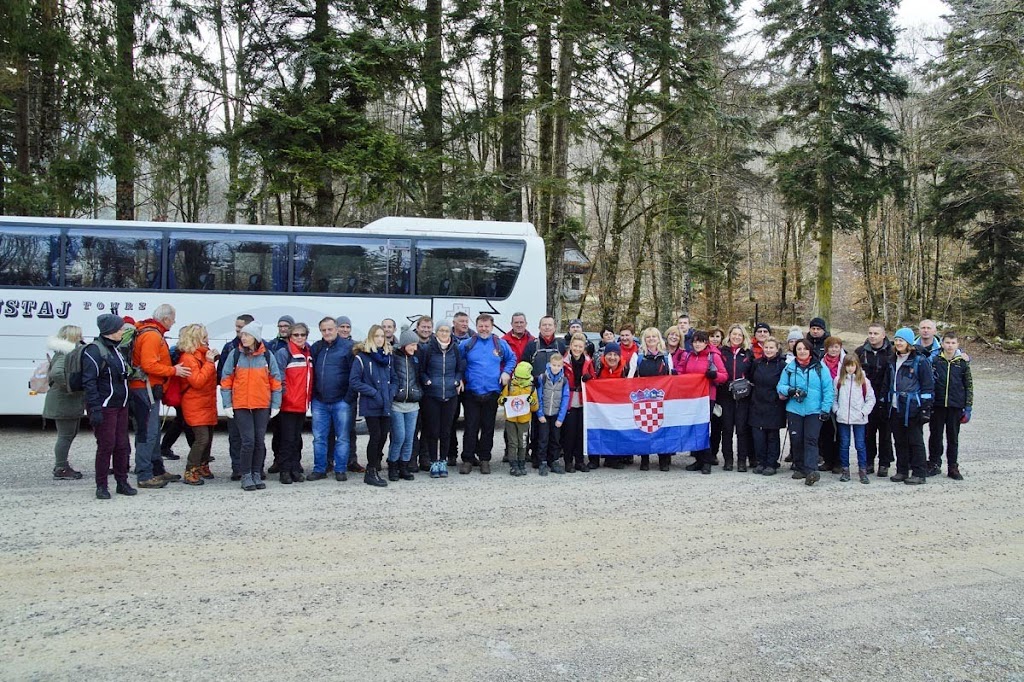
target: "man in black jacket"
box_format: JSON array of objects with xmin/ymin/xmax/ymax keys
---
[{"xmin": 855, "ymin": 322, "xmax": 895, "ymax": 476}]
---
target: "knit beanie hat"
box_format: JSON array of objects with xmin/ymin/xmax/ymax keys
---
[
  {"xmin": 336, "ymin": 315, "xmax": 352, "ymax": 326},
  {"xmin": 568, "ymin": 319, "xmax": 583, "ymax": 329},
  {"xmin": 603, "ymin": 341, "xmax": 621, "ymax": 355},
  {"xmin": 786, "ymin": 328, "xmax": 803, "ymax": 343},
  {"xmin": 240, "ymin": 321, "xmax": 263, "ymax": 342},
  {"xmin": 278, "ymin": 315, "xmax": 295, "ymax": 326},
  {"xmin": 398, "ymin": 329, "xmax": 420, "ymax": 348},
  {"xmin": 514, "ymin": 361, "xmax": 533, "ymax": 380},
  {"xmin": 809, "ymin": 317, "xmax": 827, "ymax": 331},
  {"xmin": 894, "ymin": 327, "xmax": 916, "ymax": 346},
  {"xmin": 755, "ymin": 322, "xmax": 771, "ymax": 333},
  {"xmin": 97, "ymin": 314, "xmax": 125, "ymax": 336}
]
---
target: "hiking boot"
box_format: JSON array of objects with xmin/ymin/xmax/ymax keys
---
[
  {"xmin": 447, "ymin": 455, "xmax": 457, "ymax": 467},
  {"xmin": 948, "ymin": 466, "xmax": 963, "ymax": 481},
  {"xmin": 926, "ymin": 464, "xmax": 941, "ymax": 477},
  {"xmin": 866, "ymin": 465, "xmax": 875, "ymax": 474},
  {"xmin": 157, "ymin": 472, "xmax": 181, "ymax": 483},
  {"xmin": 791, "ymin": 471, "xmax": 806, "ymax": 480},
  {"xmin": 439, "ymin": 461, "xmax": 449, "ymax": 478},
  {"xmin": 639, "ymin": 459, "xmax": 650, "ymax": 471},
  {"xmin": 723, "ymin": 460, "xmax": 733, "ymax": 471},
  {"xmin": 419, "ymin": 458, "xmax": 431, "ymax": 473},
  {"xmin": 291, "ymin": 471, "xmax": 304, "ymax": 482},
  {"xmin": 737, "ymin": 464, "xmax": 747, "ymax": 473},
  {"xmin": 578, "ymin": 462, "xmax": 591, "ymax": 473},
  {"xmin": 230, "ymin": 472, "xmax": 242, "ymax": 481},
  {"xmin": 551, "ymin": 461, "xmax": 565, "ymax": 474},
  {"xmin": 400, "ymin": 461, "xmax": 415, "ymax": 481},
  {"xmin": 388, "ymin": 463, "xmax": 401, "ymax": 482},
  {"xmin": 335, "ymin": 472, "xmax": 347, "ymax": 482},
  {"xmin": 199, "ymin": 464, "xmax": 214, "ymax": 479},
  {"xmin": 364, "ymin": 468, "xmax": 388, "ymax": 488},
  {"xmin": 701, "ymin": 463, "xmax": 712, "ymax": 475},
  {"xmin": 161, "ymin": 450, "xmax": 180, "ymax": 460},
  {"xmin": 480, "ymin": 461, "xmax": 491, "ymax": 475},
  {"xmin": 565, "ymin": 460, "xmax": 575, "ymax": 473},
  {"xmin": 858, "ymin": 469, "xmax": 870, "ymax": 484},
  {"xmin": 138, "ymin": 478, "xmax": 168, "ymax": 489},
  {"xmin": 348, "ymin": 461, "xmax": 366, "ymax": 474},
  {"xmin": 817, "ymin": 464, "xmax": 831, "ymax": 472},
  {"xmin": 508, "ymin": 462, "xmax": 519, "ymax": 476},
  {"xmin": 307, "ymin": 471, "xmax": 326, "ymax": 481},
  {"xmin": 877, "ymin": 466, "xmax": 889, "ymax": 478},
  {"xmin": 430, "ymin": 461, "xmax": 442, "ymax": 478},
  {"xmin": 539, "ymin": 462, "xmax": 550, "ymax": 476},
  {"xmin": 904, "ymin": 475, "xmax": 926, "ymax": 485},
  {"xmin": 753, "ymin": 465, "xmax": 765, "ymax": 475},
  {"xmin": 890, "ymin": 473, "xmax": 908, "ymax": 483},
  {"xmin": 240, "ymin": 474, "xmax": 256, "ymax": 491},
  {"xmin": 685, "ymin": 462, "xmax": 701, "ymax": 472},
  {"xmin": 839, "ymin": 468, "xmax": 851, "ymax": 482},
  {"xmin": 279, "ymin": 471, "xmax": 293, "ymax": 485},
  {"xmin": 659, "ymin": 461, "xmax": 671, "ymax": 472},
  {"xmin": 784, "ymin": 454, "xmax": 793, "ymax": 463},
  {"xmin": 459, "ymin": 461, "xmax": 473, "ymax": 474},
  {"xmin": 96, "ymin": 486, "xmax": 111, "ymax": 500},
  {"xmin": 805, "ymin": 471, "xmax": 820, "ymax": 486},
  {"xmin": 53, "ymin": 466, "xmax": 83, "ymax": 480},
  {"xmin": 763, "ymin": 467, "xmax": 777, "ymax": 476},
  {"xmin": 116, "ymin": 481, "xmax": 137, "ymax": 496},
  {"xmin": 267, "ymin": 464, "xmax": 280, "ymax": 474},
  {"xmin": 184, "ymin": 467, "xmax": 204, "ymax": 486}
]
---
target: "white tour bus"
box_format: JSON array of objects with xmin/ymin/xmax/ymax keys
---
[{"xmin": 1, "ymin": 215, "xmax": 547, "ymax": 416}]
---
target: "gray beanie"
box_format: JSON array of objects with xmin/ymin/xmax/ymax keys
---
[
  {"xmin": 786, "ymin": 328, "xmax": 803, "ymax": 343},
  {"xmin": 240, "ymin": 321, "xmax": 263, "ymax": 342},
  {"xmin": 336, "ymin": 315, "xmax": 352, "ymax": 326},
  {"xmin": 398, "ymin": 329, "xmax": 420, "ymax": 348},
  {"xmin": 278, "ymin": 315, "xmax": 295, "ymax": 326},
  {"xmin": 97, "ymin": 314, "xmax": 125, "ymax": 336}
]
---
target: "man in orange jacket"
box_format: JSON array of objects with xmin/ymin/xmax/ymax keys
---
[{"xmin": 131, "ymin": 304, "xmax": 192, "ymax": 488}]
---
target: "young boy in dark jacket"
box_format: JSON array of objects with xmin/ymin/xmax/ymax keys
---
[{"xmin": 928, "ymin": 331, "xmax": 972, "ymax": 480}]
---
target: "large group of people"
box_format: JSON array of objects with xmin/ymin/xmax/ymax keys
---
[{"xmin": 42, "ymin": 305, "xmax": 975, "ymax": 499}]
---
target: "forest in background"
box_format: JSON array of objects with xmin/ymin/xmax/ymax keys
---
[{"xmin": 2, "ymin": 0, "xmax": 1022, "ymax": 337}]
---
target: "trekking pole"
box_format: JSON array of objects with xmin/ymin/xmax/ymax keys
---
[{"xmin": 780, "ymin": 426, "xmax": 789, "ymax": 467}]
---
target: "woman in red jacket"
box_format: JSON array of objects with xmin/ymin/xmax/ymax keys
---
[
  {"xmin": 274, "ymin": 322, "xmax": 314, "ymax": 484},
  {"xmin": 561, "ymin": 332, "xmax": 596, "ymax": 473},
  {"xmin": 673, "ymin": 330, "xmax": 728, "ymax": 474},
  {"xmin": 177, "ymin": 324, "xmax": 219, "ymax": 486}
]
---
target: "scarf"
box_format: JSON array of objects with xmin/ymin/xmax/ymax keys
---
[{"xmin": 823, "ymin": 352, "xmax": 841, "ymax": 378}]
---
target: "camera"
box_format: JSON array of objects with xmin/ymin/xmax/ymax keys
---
[{"xmin": 788, "ymin": 387, "xmax": 807, "ymax": 402}]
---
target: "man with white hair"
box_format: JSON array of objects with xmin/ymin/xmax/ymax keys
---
[
  {"xmin": 130, "ymin": 304, "xmax": 192, "ymax": 488},
  {"xmin": 915, "ymin": 319, "xmax": 941, "ymax": 359}
]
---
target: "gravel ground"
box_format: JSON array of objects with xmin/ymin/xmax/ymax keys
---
[{"xmin": 1, "ymin": 358, "xmax": 1022, "ymax": 681}]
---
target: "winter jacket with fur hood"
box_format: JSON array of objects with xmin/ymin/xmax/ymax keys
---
[{"xmin": 42, "ymin": 336, "xmax": 86, "ymax": 420}]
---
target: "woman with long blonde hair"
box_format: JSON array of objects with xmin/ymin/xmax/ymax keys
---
[
  {"xmin": 350, "ymin": 324, "xmax": 395, "ymax": 487},
  {"xmin": 43, "ymin": 325, "xmax": 86, "ymax": 480}
]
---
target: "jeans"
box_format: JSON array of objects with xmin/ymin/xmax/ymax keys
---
[
  {"xmin": 235, "ymin": 407, "xmax": 270, "ymax": 476},
  {"xmin": 312, "ymin": 398, "xmax": 352, "ymax": 473},
  {"xmin": 53, "ymin": 417, "xmax": 80, "ymax": 469},
  {"xmin": 131, "ymin": 389, "xmax": 162, "ymax": 482},
  {"xmin": 928, "ymin": 406, "xmax": 962, "ymax": 468},
  {"xmin": 836, "ymin": 423, "xmax": 867, "ymax": 469},
  {"xmin": 388, "ymin": 407, "xmax": 419, "ymax": 463},
  {"xmin": 94, "ymin": 406, "xmax": 130, "ymax": 487},
  {"xmin": 751, "ymin": 426, "xmax": 781, "ymax": 469},
  {"xmin": 365, "ymin": 415, "xmax": 390, "ymax": 470},
  {"xmin": 421, "ymin": 396, "xmax": 458, "ymax": 463},
  {"xmin": 787, "ymin": 413, "xmax": 822, "ymax": 474},
  {"xmin": 463, "ymin": 392, "xmax": 498, "ymax": 462}
]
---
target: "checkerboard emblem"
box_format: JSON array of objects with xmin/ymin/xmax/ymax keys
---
[{"xmin": 630, "ymin": 388, "xmax": 666, "ymax": 433}]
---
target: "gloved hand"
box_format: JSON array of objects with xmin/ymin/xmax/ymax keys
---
[
  {"xmin": 270, "ymin": 408, "xmax": 280, "ymax": 419},
  {"xmin": 818, "ymin": 411, "xmax": 830, "ymax": 422},
  {"xmin": 88, "ymin": 407, "xmax": 103, "ymax": 427},
  {"xmin": 919, "ymin": 408, "xmax": 931, "ymax": 423},
  {"xmin": 223, "ymin": 407, "xmax": 234, "ymax": 420},
  {"xmin": 961, "ymin": 407, "xmax": 972, "ymax": 424},
  {"xmin": 581, "ymin": 373, "xmax": 592, "ymax": 382},
  {"xmin": 705, "ymin": 366, "xmax": 718, "ymax": 379},
  {"xmin": 497, "ymin": 395, "xmax": 507, "ymax": 406},
  {"xmin": 787, "ymin": 387, "xmax": 798, "ymax": 397}
]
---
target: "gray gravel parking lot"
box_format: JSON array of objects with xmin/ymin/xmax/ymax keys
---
[{"xmin": 0, "ymin": 354, "xmax": 1022, "ymax": 681}]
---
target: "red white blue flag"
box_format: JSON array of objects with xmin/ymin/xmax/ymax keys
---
[{"xmin": 583, "ymin": 375, "xmax": 710, "ymax": 455}]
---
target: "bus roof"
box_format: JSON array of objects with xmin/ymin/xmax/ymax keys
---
[{"xmin": 0, "ymin": 215, "xmax": 540, "ymax": 239}]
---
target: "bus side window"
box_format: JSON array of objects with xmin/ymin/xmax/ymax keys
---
[
  {"xmin": 169, "ymin": 233, "xmax": 286, "ymax": 292},
  {"xmin": 415, "ymin": 241, "xmax": 526, "ymax": 299},
  {"xmin": 65, "ymin": 230, "xmax": 161, "ymax": 290},
  {"xmin": 0, "ymin": 229, "xmax": 60, "ymax": 287}
]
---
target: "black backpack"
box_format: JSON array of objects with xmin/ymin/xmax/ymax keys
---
[{"xmin": 67, "ymin": 342, "xmax": 116, "ymax": 392}]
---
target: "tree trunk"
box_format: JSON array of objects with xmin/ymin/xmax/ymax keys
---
[
  {"xmin": 655, "ymin": 0, "xmax": 675, "ymax": 328},
  {"xmin": 496, "ymin": 0, "xmax": 522, "ymax": 222},
  {"xmin": 312, "ymin": 0, "xmax": 333, "ymax": 226},
  {"xmin": 215, "ymin": 0, "xmax": 238, "ymax": 224},
  {"xmin": 424, "ymin": 0, "xmax": 444, "ymax": 218},
  {"xmin": 547, "ymin": 8, "xmax": 574, "ymax": 323},
  {"xmin": 812, "ymin": 42, "xmax": 834, "ymax": 321},
  {"xmin": 862, "ymin": 212, "xmax": 877, "ymax": 318},
  {"xmin": 114, "ymin": 0, "xmax": 139, "ymax": 221},
  {"xmin": 535, "ymin": 16, "xmax": 553, "ymax": 236}
]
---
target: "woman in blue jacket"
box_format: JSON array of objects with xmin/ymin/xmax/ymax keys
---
[
  {"xmin": 888, "ymin": 327, "xmax": 934, "ymax": 485},
  {"xmin": 777, "ymin": 338, "xmax": 834, "ymax": 486},
  {"xmin": 349, "ymin": 324, "xmax": 396, "ymax": 488},
  {"xmin": 419, "ymin": 321, "xmax": 465, "ymax": 478}
]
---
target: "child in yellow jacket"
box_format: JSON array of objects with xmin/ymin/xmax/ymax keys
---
[{"xmin": 499, "ymin": 361, "xmax": 539, "ymax": 476}]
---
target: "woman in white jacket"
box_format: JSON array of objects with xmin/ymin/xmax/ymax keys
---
[{"xmin": 833, "ymin": 354, "xmax": 876, "ymax": 483}]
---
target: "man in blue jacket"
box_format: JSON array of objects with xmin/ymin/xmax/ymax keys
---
[
  {"xmin": 308, "ymin": 316, "xmax": 355, "ymax": 481},
  {"xmin": 458, "ymin": 313, "xmax": 516, "ymax": 474}
]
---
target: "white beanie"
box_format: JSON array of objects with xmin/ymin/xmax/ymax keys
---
[{"xmin": 240, "ymin": 321, "xmax": 263, "ymax": 342}]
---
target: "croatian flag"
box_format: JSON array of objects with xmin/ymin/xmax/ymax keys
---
[{"xmin": 583, "ymin": 375, "xmax": 710, "ymax": 455}]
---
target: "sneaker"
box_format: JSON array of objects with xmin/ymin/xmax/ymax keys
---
[
  {"xmin": 240, "ymin": 474, "xmax": 256, "ymax": 491},
  {"xmin": 199, "ymin": 464, "xmax": 214, "ymax": 479},
  {"xmin": 480, "ymin": 461, "xmax": 491, "ymax": 475},
  {"xmin": 335, "ymin": 472, "xmax": 347, "ymax": 482},
  {"xmin": 805, "ymin": 471, "xmax": 820, "ymax": 486},
  {"xmin": 161, "ymin": 450, "xmax": 180, "ymax": 460},
  {"xmin": 96, "ymin": 486, "xmax": 111, "ymax": 500},
  {"xmin": 539, "ymin": 463, "xmax": 550, "ymax": 476},
  {"xmin": 877, "ymin": 466, "xmax": 889, "ymax": 478},
  {"xmin": 948, "ymin": 466, "xmax": 963, "ymax": 481},
  {"xmin": 791, "ymin": 471, "xmax": 806, "ymax": 480},
  {"xmin": 430, "ymin": 461, "xmax": 441, "ymax": 479},
  {"xmin": 184, "ymin": 467, "xmax": 205, "ymax": 486},
  {"xmin": 904, "ymin": 475, "xmax": 926, "ymax": 485},
  {"xmin": 890, "ymin": 473, "xmax": 908, "ymax": 483},
  {"xmin": 551, "ymin": 462, "xmax": 565, "ymax": 474},
  {"xmin": 53, "ymin": 466, "xmax": 83, "ymax": 480},
  {"xmin": 439, "ymin": 461, "xmax": 449, "ymax": 478},
  {"xmin": 859, "ymin": 469, "xmax": 870, "ymax": 484},
  {"xmin": 925, "ymin": 464, "xmax": 941, "ymax": 477},
  {"xmin": 157, "ymin": 472, "xmax": 182, "ymax": 483},
  {"xmin": 253, "ymin": 473, "xmax": 267, "ymax": 490},
  {"xmin": 138, "ymin": 478, "xmax": 168, "ymax": 489},
  {"xmin": 763, "ymin": 467, "xmax": 777, "ymax": 476},
  {"xmin": 839, "ymin": 468, "xmax": 851, "ymax": 482},
  {"xmin": 307, "ymin": 471, "xmax": 327, "ymax": 481},
  {"xmin": 459, "ymin": 461, "xmax": 473, "ymax": 475}
]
